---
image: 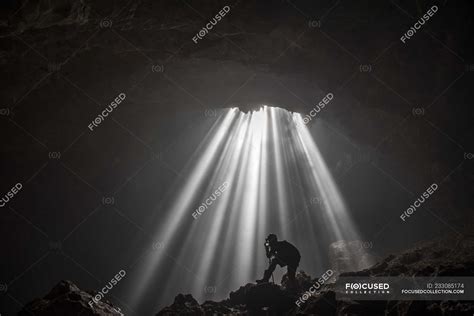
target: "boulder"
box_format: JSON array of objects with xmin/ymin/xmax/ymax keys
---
[
  {"xmin": 156, "ymin": 293, "xmax": 203, "ymax": 316},
  {"xmin": 18, "ymin": 280, "xmax": 122, "ymax": 316}
]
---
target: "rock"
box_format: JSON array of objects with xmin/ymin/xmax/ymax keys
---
[
  {"xmin": 156, "ymin": 293, "xmax": 203, "ymax": 316},
  {"xmin": 19, "ymin": 235, "xmax": 474, "ymax": 315},
  {"xmin": 228, "ymin": 283, "xmax": 255, "ymax": 306},
  {"xmin": 341, "ymin": 234, "xmax": 474, "ymax": 278},
  {"xmin": 1, "ymin": 0, "xmax": 91, "ymax": 36},
  {"xmin": 157, "ymin": 234, "xmax": 474, "ymax": 315},
  {"xmin": 201, "ymin": 300, "xmax": 235, "ymax": 315},
  {"xmin": 339, "ymin": 300, "xmax": 389, "ymax": 316},
  {"xmin": 245, "ymin": 283, "xmax": 295, "ymax": 313},
  {"xmin": 281, "ymin": 270, "xmax": 314, "ymax": 291},
  {"xmin": 18, "ymin": 280, "xmax": 122, "ymax": 316},
  {"xmin": 328, "ymin": 240, "xmax": 378, "ymax": 275},
  {"xmin": 301, "ymin": 290, "xmax": 337, "ymax": 315}
]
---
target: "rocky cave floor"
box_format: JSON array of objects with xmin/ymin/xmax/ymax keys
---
[{"xmin": 18, "ymin": 233, "xmax": 474, "ymax": 316}]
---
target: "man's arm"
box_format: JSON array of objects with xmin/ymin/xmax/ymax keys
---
[{"xmin": 265, "ymin": 242, "xmax": 275, "ymax": 258}]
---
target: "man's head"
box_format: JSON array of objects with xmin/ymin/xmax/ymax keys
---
[{"xmin": 266, "ymin": 234, "xmax": 278, "ymax": 246}]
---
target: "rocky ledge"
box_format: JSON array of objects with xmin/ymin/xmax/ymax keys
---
[
  {"xmin": 19, "ymin": 234, "xmax": 474, "ymax": 315},
  {"xmin": 157, "ymin": 234, "xmax": 474, "ymax": 315},
  {"xmin": 18, "ymin": 280, "xmax": 123, "ymax": 316}
]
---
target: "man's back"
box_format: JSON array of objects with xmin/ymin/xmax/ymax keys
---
[{"xmin": 274, "ymin": 240, "xmax": 300, "ymax": 263}]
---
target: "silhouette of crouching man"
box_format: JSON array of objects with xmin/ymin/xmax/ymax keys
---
[{"xmin": 256, "ymin": 234, "xmax": 301, "ymax": 289}]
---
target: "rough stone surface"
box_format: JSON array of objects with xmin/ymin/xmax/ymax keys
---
[
  {"xmin": 328, "ymin": 240, "xmax": 378, "ymax": 275},
  {"xmin": 155, "ymin": 234, "xmax": 474, "ymax": 315},
  {"xmin": 18, "ymin": 235, "xmax": 474, "ymax": 315},
  {"xmin": 18, "ymin": 280, "xmax": 123, "ymax": 316}
]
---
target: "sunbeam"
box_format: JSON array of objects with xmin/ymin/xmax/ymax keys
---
[{"xmin": 127, "ymin": 106, "xmax": 371, "ymax": 309}]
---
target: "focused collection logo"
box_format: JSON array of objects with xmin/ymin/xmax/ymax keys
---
[{"xmin": 345, "ymin": 282, "xmax": 390, "ymax": 294}]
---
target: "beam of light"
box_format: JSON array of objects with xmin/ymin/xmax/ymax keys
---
[
  {"xmin": 235, "ymin": 107, "xmax": 265, "ymax": 282},
  {"xmin": 269, "ymin": 107, "xmax": 290, "ymax": 237},
  {"xmin": 126, "ymin": 106, "xmax": 373, "ymax": 313},
  {"xmin": 191, "ymin": 113, "xmax": 250, "ymax": 294},
  {"xmin": 291, "ymin": 112, "xmax": 375, "ymax": 273},
  {"xmin": 127, "ymin": 109, "xmax": 238, "ymax": 304},
  {"xmin": 292, "ymin": 113, "xmax": 361, "ymax": 241}
]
